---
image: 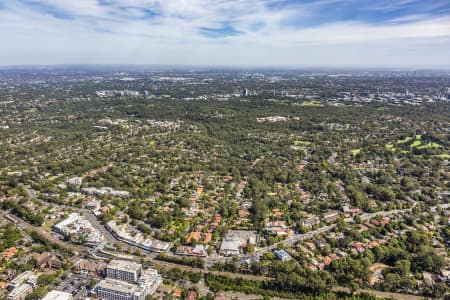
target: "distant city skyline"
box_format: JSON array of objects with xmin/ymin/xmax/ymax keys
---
[{"xmin": 1, "ymin": 0, "xmax": 450, "ymax": 67}]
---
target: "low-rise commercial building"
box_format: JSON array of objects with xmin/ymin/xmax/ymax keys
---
[
  {"xmin": 274, "ymin": 249, "xmax": 292, "ymax": 262},
  {"xmin": 81, "ymin": 187, "xmax": 130, "ymax": 198},
  {"xmin": 7, "ymin": 271, "xmax": 38, "ymax": 300},
  {"xmin": 7, "ymin": 283, "xmax": 33, "ymax": 300},
  {"xmin": 219, "ymin": 239, "xmax": 241, "ymax": 256},
  {"xmin": 42, "ymin": 290, "xmax": 73, "ymax": 300},
  {"xmin": 54, "ymin": 213, "xmax": 104, "ymax": 245},
  {"xmin": 9, "ymin": 271, "xmax": 37, "ymax": 289},
  {"xmin": 106, "ymin": 221, "xmax": 170, "ymax": 252}
]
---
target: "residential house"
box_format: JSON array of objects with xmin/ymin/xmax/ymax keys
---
[
  {"xmin": 175, "ymin": 245, "xmax": 207, "ymax": 257},
  {"xmin": 1, "ymin": 247, "xmax": 18, "ymax": 260},
  {"xmin": 322, "ymin": 210, "xmax": 340, "ymax": 223},
  {"xmin": 184, "ymin": 291, "xmax": 197, "ymax": 300},
  {"xmin": 186, "ymin": 232, "xmax": 201, "ymax": 244},
  {"xmin": 351, "ymin": 243, "xmax": 365, "ymax": 254},
  {"xmin": 301, "ymin": 216, "xmax": 320, "ymax": 228},
  {"xmin": 34, "ymin": 252, "xmax": 62, "ymax": 270},
  {"xmin": 265, "ymin": 221, "xmax": 289, "ymax": 237},
  {"xmin": 274, "ymin": 249, "xmax": 292, "ymax": 262}
]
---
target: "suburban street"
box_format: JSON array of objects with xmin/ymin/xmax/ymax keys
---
[{"xmin": 4, "ymin": 189, "xmax": 448, "ymax": 300}]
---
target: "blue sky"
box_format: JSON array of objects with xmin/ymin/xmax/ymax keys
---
[{"xmin": 1, "ymin": 0, "xmax": 450, "ymax": 67}]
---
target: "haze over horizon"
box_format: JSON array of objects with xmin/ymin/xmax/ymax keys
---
[{"xmin": 1, "ymin": 0, "xmax": 450, "ymax": 67}]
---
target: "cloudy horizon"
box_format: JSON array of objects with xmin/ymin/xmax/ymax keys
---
[{"xmin": 1, "ymin": 0, "xmax": 450, "ymax": 67}]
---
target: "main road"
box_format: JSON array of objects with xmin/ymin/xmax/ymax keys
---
[
  {"xmin": 4, "ymin": 213, "xmax": 88, "ymax": 253},
  {"xmin": 5, "ymin": 210, "xmax": 438, "ymax": 300}
]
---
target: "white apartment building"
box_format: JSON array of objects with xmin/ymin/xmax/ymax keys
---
[
  {"xmin": 106, "ymin": 260, "xmax": 142, "ymax": 283},
  {"xmin": 9, "ymin": 271, "xmax": 37, "ymax": 289},
  {"xmin": 7, "ymin": 284, "xmax": 33, "ymax": 300},
  {"xmin": 94, "ymin": 278, "xmax": 146, "ymax": 300},
  {"xmin": 93, "ymin": 269, "xmax": 162, "ymax": 300}
]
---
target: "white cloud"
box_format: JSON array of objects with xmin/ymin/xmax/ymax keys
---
[{"xmin": 0, "ymin": 0, "xmax": 450, "ymax": 66}]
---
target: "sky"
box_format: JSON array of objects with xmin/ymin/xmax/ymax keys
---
[{"xmin": 1, "ymin": 0, "xmax": 450, "ymax": 67}]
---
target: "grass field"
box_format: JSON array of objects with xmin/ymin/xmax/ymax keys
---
[
  {"xmin": 292, "ymin": 140, "xmax": 312, "ymax": 151},
  {"xmin": 170, "ymin": 220, "xmax": 187, "ymax": 231},
  {"xmin": 297, "ymin": 100, "xmax": 324, "ymax": 107},
  {"xmin": 397, "ymin": 136, "xmax": 413, "ymax": 144},
  {"xmin": 390, "ymin": 134, "xmax": 443, "ymax": 154},
  {"xmin": 417, "ymin": 142, "xmax": 442, "ymax": 150},
  {"xmin": 25, "ymin": 107, "xmax": 37, "ymax": 113},
  {"xmin": 294, "ymin": 140, "xmax": 312, "ymax": 147},
  {"xmin": 351, "ymin": 149, "xmax": 361, "ymax": 156},
  {"xmin": 385, "ymin": 143, "xmax": 396, "ymax": 151},
  {"xmin": 410, "ymin": 140, "xmax": 422, "ymax": 148}
]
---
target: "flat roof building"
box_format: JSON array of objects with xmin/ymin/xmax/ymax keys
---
[
  {"xmin": 93, "ymin": 269, "xmax": 162, "ymax": 300},
  {"xmin": 106, "ymin": 260, "xmax": 142, "ymax": 283},
  {"xmin": 274, "ymin": 249, "xmax": 292, "ymax": 262},
  {"xmin": 106, "ymin": 221, "xmax": 170, "ymax": 253},
  {"xmin": 42, "ymin": 290, "xmax": 73, "ymax": 300},
  {"xmin": 53, "ymin": 213, "xmax": 104, "ymax": 245},
  {"xmin": 9, "ymin": 271, "xmax": 37, "ymax": 289},
  {"xmin": 219, "ymin": 239, "xmax": 240, "ymax": 257},
  {"xmin": 7, "ymin": 283, "xmax": 33, "ymax": 300},
  {"xmin": 94, "ymin": 278, "xmax": 146, "ymax": 300}
]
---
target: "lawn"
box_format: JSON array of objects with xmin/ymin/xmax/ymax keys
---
[
  {"xmin": 410, "ymin": 140, "xmax": 422, "ymax": 148},
  {"xmin": 397, "ymin": 136, "xmax": 413, "ymax": 144},
  {"xmin": 400, "ymin": 135, "xmax": 424, "ymax": 149},
  {"xmin": 294, "ymin": 140, "xmax": 312, "ymax": 147},
  {"xmin": 25, "ymin": 107, "xmax": 37, "ymax": 113},
  {"xmin": 417, "ymin": 142, "xmax": 442, "ymax": 150},
  {"xmin": 297, "ymin": 100, "xmax": 324, "ymax": 107},
  {"xmin": 351, "ymin": 149, "xmax": 361, "ymax": 156},
  {"xmin": 169, "ymin": 220, "xmax": 187, "ymax": 231},
  {"xmin": 391, "ymin": 135, "xmax": 443, "ymax": 153},
  {"xmin": 291, "ymin": 140, "xmax": 311, "ymax": 151},
  {"xmin": 385, "ymin": 143, "xmax": 396, "ymax": 151},
  {"xmin": 42, "ymin": 222, "xmax": 52, "ymax": 232}
]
